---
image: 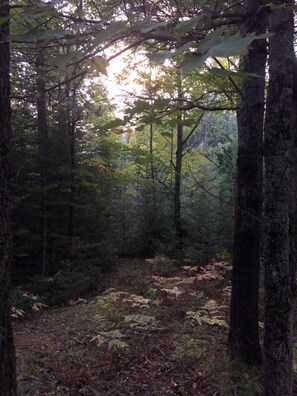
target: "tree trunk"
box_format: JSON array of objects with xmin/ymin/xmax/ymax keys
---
[
  {"xmin": 174, "ymin": 115, "xmax": 183, "ymax": 243},
  {"xmin": 227, "ymin": 0, "xmax": 267, "ymax": 365},
  {"xmin": 146, "ymin": 65, "xmax": 156, "ymax": 243},
  {"xmin": 36, "ymin": 42, "xmax": 48, "ymax": 276},
  {"xmin": 0, "ymin": 0, "xmax": 17, "ymax": 393},
  {"xmin": 263, "ymin": 2, "xmax": 296, "ymax": 395},
  {"xmin": 174, "ymin": 68, "xmax": 183, "ymax": 247},
  {"xmin": 66, "ymin": 85, "xmax": 77, "ymax": 260},
  {"xmin": 68, "ymin": 114, "xmax": 76, "ymax": 260}
]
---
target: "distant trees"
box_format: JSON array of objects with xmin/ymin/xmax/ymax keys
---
[
  {"xmin": 0, "ymin": 0, "xmax": 17, "ymax": 393},
  {"xmin": 106, "ymin": 55, "xmax": 236, "ymax": 258}
]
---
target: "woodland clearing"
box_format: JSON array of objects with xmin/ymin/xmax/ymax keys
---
[{"xmin": 15, "ymin": 258, "xmax": 265, "ymax": 396}]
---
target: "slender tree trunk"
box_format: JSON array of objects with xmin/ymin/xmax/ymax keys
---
[
  {"xmin": 66, "ymin": 85, "xmax": 76, "ymax": 260},
  {"xmin": 149, "ymin": 124, "xmax": 154, "ymax": 182},
  {"xmin": 227, "ymin": 0, "xmax": 267, "ymax": 364},
  {"xmin": 36, "ymin": 42, "xmax": 48, "ymax": 276},
  {"xmin": 174, "ymin": 69, "xmax": 183, "ymax": 247},
  {"xmin": 68, "ymin": 116, "xmax": 76, "ymax": 260},
  {"xmin": 174, "ymin": 116, "xmax": 183, "ymax": 242},
  {"xmin": 0, "ymin": 0, "xmax": 17, "ymax": 393},
  {"xmin": 148, "ymin": 66, "xmax": 155, "ymax": 190},
  {"xmin": 147, "ymin": 65, "xmax": 156, "ymax": 241},
  {"xmin": 263, "ymin": 2, "xmax": 296, "ymax": 394}
]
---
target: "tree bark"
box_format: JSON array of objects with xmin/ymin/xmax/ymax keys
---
[
  {"xmin": 36, "ymin": 41, "xmax": 48, "ymax": 276},
  {"xmin": 227, "ymin": 0, "xmax": 267, "ymax": 365},
  {"xmin": 146, "ymin": 65, "xmax": 156, "ymax": 244},
  {"xmin": 174, "ymin": 68, "xmax": 183, "ymax": 247},
  {"xmin": 0, "ymin": 0, "xmax": 17, "ymax": 393},
  {"xmin": 68, "ymin": 113, "xmax": 76, "ymax": 260},
  {"xmin": 263, "ymin": 2, "xmax": 296, "ymax": 395},
  {"xmin": 66, "ymin": 83, "xmax": 77, "ymax": 260}
]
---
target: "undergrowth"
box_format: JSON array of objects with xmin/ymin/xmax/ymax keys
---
[
  {"xmin": 12, "ymin": 260, "xmax": 106, "ymax": 316},
  {"xmin": 15, "ymin": 257, "xmax": 265, "ymax": 395}
]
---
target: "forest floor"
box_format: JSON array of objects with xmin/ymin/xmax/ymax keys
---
[{"xmin": 15, "ymin": 257, "xmax": 264, "ymax": 396}]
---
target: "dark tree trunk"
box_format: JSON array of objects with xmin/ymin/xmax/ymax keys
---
[
  {"xmin": 36, "ymin": 42, "xmax": 48, "ymax": 276},
  {"xmin": 227, "ymin": 0, "xmax": 267, "ymax": 365},
  {"xmin": 174, "ymin": 115, "xmax": 183, "ymax": 243},
  {"xmin": 0, "ymin": 0, "xmax": 17, "ymax": 393},
  {"xmin": 148, "ymin": 66, "xmax": 155, "ymax": 189},
  {"xmin": 68, "ymin": 114, "xmax": 76, "ymax": 260},
  {"xmin": 66, "ymin": 85, "xmax": 77, "ymax": 260},
  {"xmin": 174, "ymin": 69, "xmax": 183, "ymax": 247},
  {"xmin": 146, "ymin": 65, "xmax": 156, "ymax": 242},
  {"xmin": 263, "ymin": 2, "xmax": 296, "ymax": 395}
]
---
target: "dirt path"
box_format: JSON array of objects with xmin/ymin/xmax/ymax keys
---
[{"xmin": 15, "ymin": 257, "xmax": 262, "ymax": 396}]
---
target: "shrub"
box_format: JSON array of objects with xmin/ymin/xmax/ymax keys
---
[
  {"xmin": 11, "ymin": 286, "xmax": 47, "ymax": 318},
  {"xmin": 31, "ymin": 261, "xmax": 103, "ymax": 306}
]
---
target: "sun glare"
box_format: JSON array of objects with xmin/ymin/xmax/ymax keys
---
[
  {"xmin": 104, "ymin": 49, "xmax": 161, "ymax": 118},
  {"xmin": 103, "ymin": 52, "xmax": 143, "ymax": 116}
]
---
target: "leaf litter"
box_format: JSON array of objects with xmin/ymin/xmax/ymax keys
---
[{"xmin": 15, "ymin": 257, "xmax": 264, "ymax": 396}]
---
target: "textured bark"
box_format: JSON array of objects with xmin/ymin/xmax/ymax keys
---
[
  {"xmin": 0, "ymin": 0, "xmax": 17, "ymax": 393},
  {"xmin": 174, "ymin": 69, "xmax": 183, "ymax": 246},
  {"xmin": 66, "ymin": 85, "xmax": 78, "ymax": 260},
  {"xmin": 227, "ymin": 0, "xmax": 267, "ymax": 365},
  {"xmin": 146, "ymin": 66, "xmax": 156, "ymax": 243},
  {"xmin": 36, "ymin": 42, "xmax": 48, "ymax": 275},
  {"xmin": 174, "ymin": 115, "xmax": 183, "ymax": 243},
  {"xmin": 263, "ymin": 2, "xmax": 295, "ymax": 395},
  {"xmin": 68, "ymin": 114, "xmax": 75, "ymax": 259}
]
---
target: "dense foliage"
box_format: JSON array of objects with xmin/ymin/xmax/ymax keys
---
[
  {"xmin": 9, "ymin": 1, "xmax": 238, "ymax": 288},
  {"xmin": 1, "ymin": 1, "xmax": 296, "ymax": 395}
]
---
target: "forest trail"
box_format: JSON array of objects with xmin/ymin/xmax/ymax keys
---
[{"xmin": 15, "ymin": 258, "xmax": 262, "ymax": 396}]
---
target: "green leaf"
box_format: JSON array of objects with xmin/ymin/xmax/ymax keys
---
[
  {"xmin": 152, "ymin": 98, "xmax": 170, "ymax": 110},
  {"xmin": 146, "ymin": 42, "xmax": 193, "ymax": 62},
  {"xmin": 207, "ymin": 32, "xmax": 270, "ymax": 58},
  {"xmin": 182, "ymin": 52, "xmax": 208, "ymax": 73},
  {"xmin": 13, "ymin": 28, "xmax": 67, "ymax": 43},
  {"xmin": 196, "ymin": 27, "xmax": 226, "ymax": 53},
  {"xmin": 101, "ymin": 118, "xmax": 125, "ymax": 131},
  {"xmin": 209, "ymin": 67, "xmax": 263, "ymax": 79},
  {"xmin": 0, "ymin": 15, "xmax": 10, "ymax": 25},
  {"xmin": 51, "ymin": 51, "xmax": 81, "ymax": 68},
  {"xmin": 140, "ymin": 21, "xmax": 170, "ymax": 34},
  {"xmin": 146, "ymin": 51, "xmax": 173, "ymax": 62},
  {"xmin": 175, "ymin": 15, "xmax": 203, "ymax": 33},
  {"xmin": 88, "ymin": 55, "xmax": 109, "ymax": 75},
  {"xmin": 129, "ymin": 100, "xmax": 151, "ymax": 115},
  {"xmin": 93, "ymin": 21, "xmax": 129, "ymax": 46},
  {"xmin": 135, "ymin": 124, "xmax": 146, "ymax": 132},
  {"xmin": 182, "ymin": 30, "xmax": 271, "ymax": 72},
  {"xmin": 161, "ymin": 131, "xmax": 173, "ymax": 139},
  {"xmin": 181, "ymin": 28, "xmax": 225, "ymax": 71},
  {"xmin": 181, "ymin": 118, "xmax": 198, "ymax": 127},
  {"xmin": 167, "ymin": 119, "xmax": 178, "ymax": 128}
]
